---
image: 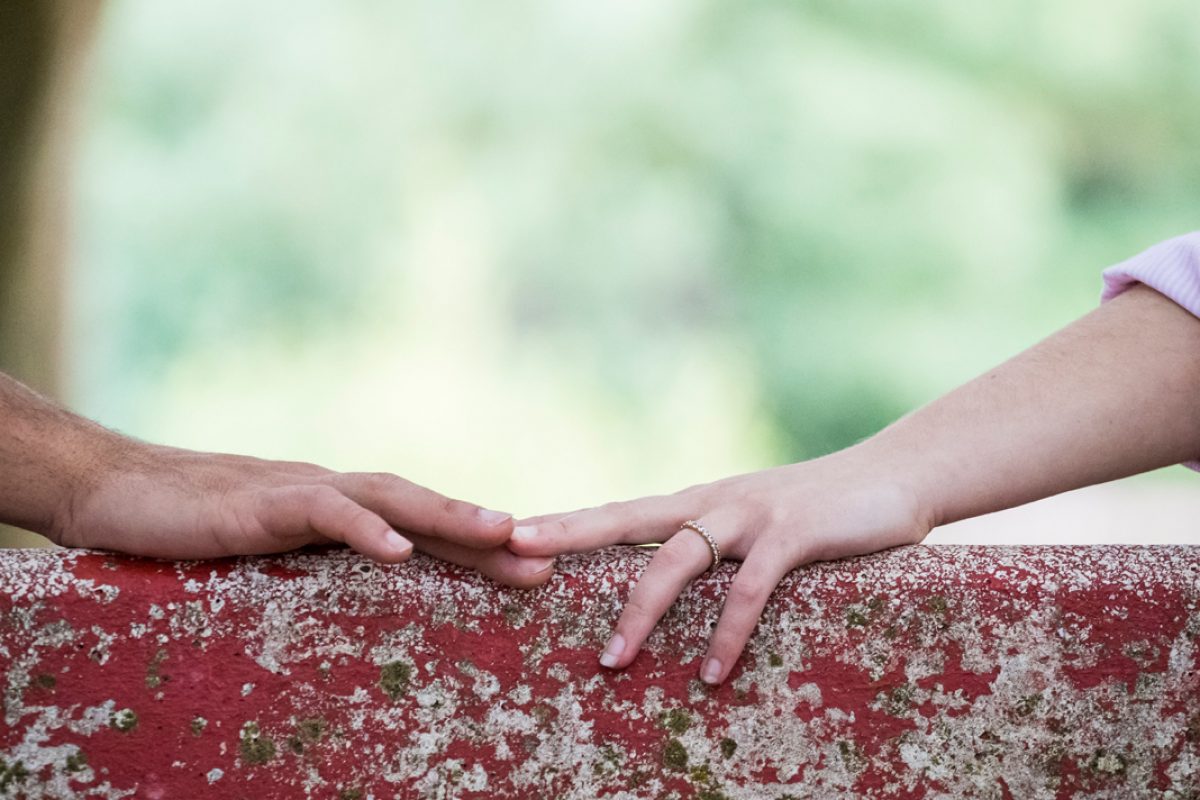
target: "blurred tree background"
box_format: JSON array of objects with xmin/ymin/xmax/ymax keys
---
[{"xmin": 8, "ymin": 0, "xmax": 1200, "ymax": 542}]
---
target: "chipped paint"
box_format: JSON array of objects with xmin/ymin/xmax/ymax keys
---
[{"xmin": 0, "ymin": 546, "xmax": 1198, "ymax": 798}]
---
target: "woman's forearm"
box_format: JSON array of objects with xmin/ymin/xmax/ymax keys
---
[
  {"xmin": 857, "ymin": 284, "xmax": 1200, "ymax": 529},
  {"xmin": 509, "ymin": 239, "xmax": 1200, "ymax": 682}
]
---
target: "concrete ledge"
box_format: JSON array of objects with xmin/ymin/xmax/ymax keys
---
[{"xmin": 1, "ymin": 546, "xmax": 1198, "ymax": 799}]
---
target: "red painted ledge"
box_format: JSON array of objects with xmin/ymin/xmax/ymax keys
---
[{"xmin": 1, "ymin": 545, "xmax": 1198, "ymax": 799}]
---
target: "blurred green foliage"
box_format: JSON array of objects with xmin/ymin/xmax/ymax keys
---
[{"xmin": 70, "ymin": 0, "xmax": 1200, "ymax": 510}]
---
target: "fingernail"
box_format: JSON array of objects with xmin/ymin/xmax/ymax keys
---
[
  {"xmin": 523, "ymin": 557, "xmax": 554, "ymax": 574},
  {"xmin": 386, "ymin": 530, "xmax": 411, "ymax": 554},
  {"xmin": 511, "ymin": 525, "xmax": 536, "ymax": 543},
  {"xmin": 477, "ymin": 508, "xmax": 513, "ymax": 526},
  {"xmin": 599, "ymin": 633, "xmax": 625, "ymax": 668},
  {"xmin": 701, "ymin": 657, "xmax": 722, "ymax": 684}
]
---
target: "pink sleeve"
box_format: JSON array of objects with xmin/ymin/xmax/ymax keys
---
[{"xmin": 1100, "ymin": 231, "xmax": 1200, "ymax": 471}]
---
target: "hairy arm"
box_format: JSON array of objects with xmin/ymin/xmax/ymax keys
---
[
  {"xmin": 0, "ymin": 372, "xmax": 124, "ymax": 536},
  {"xmin": 0, "ymin": 373, "xmax": 554, "ymax": 587}
]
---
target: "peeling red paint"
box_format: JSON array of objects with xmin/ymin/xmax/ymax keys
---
[{"xmin": 1, "ymin": 545, "xmax": 1198, "ymax": 798}]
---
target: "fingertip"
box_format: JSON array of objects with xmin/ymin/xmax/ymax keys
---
[
  {"xmin": 513, "ymin": 557, "xmax": 556, "ymax": 588},
  {"xmin": 461, "ymin": 509, "xmax": 514, "ymax": 548},
  {"xmin": 385, "ymin": 530, "xmax": 414, "ymax": 561},
  {"xmin": 485, "ymin": 551, "xmax": 556, "ymax": 589},
  {"xmin": 477, "ymin": 508, "xmax": 514, "ymax": 527},
  {"xmin": 598, "ymin": 632, "xmax": 628, "ymax": 669},
  {"xmin": 507, "ymin": 525, "xmax": 545, "ymax": 555},
  {"xmin": 701, "ymin": 656, "xmax": 724, "ymax": 685},
  {"xmin": 522, "ymin": 556, "xmax": 555, "ymax": 575}
]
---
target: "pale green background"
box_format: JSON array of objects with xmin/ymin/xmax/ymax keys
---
[{"xmin": 67, "ymin": 0, "xmax": 1200, "ymax": 531}]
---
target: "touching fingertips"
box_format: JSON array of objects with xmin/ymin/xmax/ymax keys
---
[
  {"xmin": 598, "ymin": 633, "xmax": 626, "ymax": 668},
  {"xmin": 510, "ymin": 525, "xmax": 537, "ymax": 544},
  {"xmin": 701, "ymin": 657, "xmax": 723, "ymax": 685},
  {"xmin": 476, "ymin": 508, "xmax": 513, "ymax": 526}
]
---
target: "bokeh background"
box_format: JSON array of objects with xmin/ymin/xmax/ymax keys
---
[{"xmin": 4, "ymin": 0, "xmax": 1199, "ymax": 547}]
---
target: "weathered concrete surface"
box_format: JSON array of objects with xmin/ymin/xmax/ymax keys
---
[{"xmin": 1, "ymin": 546, "xmax": 1197, "ymax": 799}]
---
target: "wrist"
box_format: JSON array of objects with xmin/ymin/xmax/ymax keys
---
[
  {"xmin": 820, "ymin": 438, "xmax": 941, "ymax": 542},
  {"xmin": 46, "ymin": 423, "xmax": 146, "ymax": 547}
]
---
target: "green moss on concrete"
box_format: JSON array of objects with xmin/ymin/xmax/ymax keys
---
[
  {"xmin": 110, "ymin": 708, "xmax": 138, "ymax": 733},
  {"xmin": 379, "ymin": 660, "xmax": 414, "ymax": 700},
  {"xmin": 628, "ymin": 768, "xmax": 650, "ymax": 788},
  {"xmin": 885, "ymin": 683, "xmax": 915, "ymax": 716},
  {"xmin": 688, "ymin": 759, "xmax": 730, "ymax": 800},
  {"xmin": 32, "ymin": 673, "xmax": 56, "ymax": 690},
  {"xmin": 837, "ymin": 740, "xmax": 866, "ymax": 773},
  {"xmin": 145, "ymin": 648, "xmax": 169, "ymax": 689},
  {"xmin": 767, "ymin": 652, "xmax": 784, "ymax": 668},
  {"xmin": 846, "ymin": 609, "xmax": 869, "ymax": 628},
  {"xmin": 663, "ymin": 738, "xmax": 688, "ymax": 771},
  {"xmin": 719, "ymin": 738, "xmax": 737, "ymax": 759},
  {"xmin": 298, "ymin": 718, "xmax": 326, "ymax": 741},
  {"xmin": 592, "ymin": 744, "xmax": 623, "ymax": 776},
  {"xmin": 661, "ymin": 708, "xmax": 692, "ymax": 735},
  {"xmin": 288, "ymin": 717, "xmax": 327, "ymax": 754},
  {"xmin": 1016, "ymin": 693, "xmax": 1042, "ymax": 717},
  {"xmin": 64, "ymin": 750, "xmax": 87, "ymax": 773},
  {"xmin": 0, "ymin": 759, "xmax": 29, "ymax": 791},
  {"xmin": 240, "ymin": 722, "xmax": 277, "ymax": 766}
]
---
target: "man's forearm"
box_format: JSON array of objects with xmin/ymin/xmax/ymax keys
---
[
  {"xmin": 0, "ymin": 372, "xmax": 127, "ymax": 537},
  {"xmin": 856, "ymin": 285, "xmax": 1200, "ymax": 529}
]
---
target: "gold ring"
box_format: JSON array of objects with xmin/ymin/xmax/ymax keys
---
[{"xmin": 680, "ymin": 520, "xmax": 721, "ymax": 571}]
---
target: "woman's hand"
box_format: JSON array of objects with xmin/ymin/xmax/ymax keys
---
[
  {"xmin": 508, "ymin": 285, "xmax": 1200, "ymax": 679},
  {"xmin": 507, "ymin": 451, "xmax": 931, "ymax": 683},
  {"xmin": 53, "ymin": 443, "xmax": 555, "ymax": 588}
]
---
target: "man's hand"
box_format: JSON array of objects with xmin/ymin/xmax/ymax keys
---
[
  {"xmin": 0, "ymin": 374, "xmax": 554, "ymax": 588},
  {"xmin": 63, "ymin": 446, "xmax": 555, "ymax": 588}
]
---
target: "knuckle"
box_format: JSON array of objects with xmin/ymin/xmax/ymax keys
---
[
  {"xmin": 739, "ymin": 495, "xmax": 776, "ymax": 528},
  {"xmin": 440, "ymin": 495, "xmax": 471, "ymax": 518},
  {"xmin": 363, "ymin": 471, "xmax": 405, "ymax": 492},
  {"xmin": 548, "ymin": 517, "xmax": 575, "ymax": 539},
  {"xmin": 346, "ymin": 504, "xmax": 382, "ymax": 532},
  {"xmin": 306, "ymin": 484, "xmax": 344, "ymax": 506},
  {"xmin": 284, "ymin": 460, "xmax": 327, "ymax": 476},
  {"xmin": 727, "ymin": 578, "xmax": 768, "ymax": 607}
]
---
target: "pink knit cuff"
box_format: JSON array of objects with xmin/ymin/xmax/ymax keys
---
[{"xmin": 1100, "ymin": 232, "xmax": 1200, "ymax": 471}]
